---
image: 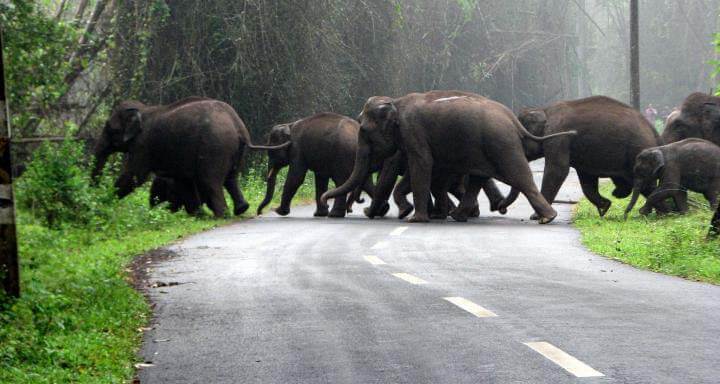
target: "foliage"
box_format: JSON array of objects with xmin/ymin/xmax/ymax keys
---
[
  {"xmin": 0, "ymin": 1, "xmax": 77, "ymax": 133},
  {"xmin": 574, "ymin": 185, "xmax": 720, "ymax": 284},
  {"xmin": 0, "ymin": 140, "xmax": 313, "ymax": 382},
  {"xmin": 15, "ymin": 140, "xmax": 111, "ymax": 228}
]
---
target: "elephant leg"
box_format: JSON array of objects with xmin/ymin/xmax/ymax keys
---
[
  {"xmin": 450, "ymin": 176, "xmax": 483, "ymax": 222},
  {"xmin": 178, "ymin": 178, "xmax": 202, "ymax": 215},
  {"xmin": 197, "ymin": 179, "xmax": 228, "ymax": 218},
  {"xmin": 314, "ymin": 175, "xmax": 330, "ymax": 217},
  {"xmin": 482, "ymin": 179, "xmax": 505, "ymax": 214},
  {"xmin": 407, "ymin": 154, "xmax": 433, "ymax": 223},
  {"xmin": 533, "ymin": 156, "xmax": 571, "ymax": 220},
  {"xmin": 611, "ymin": 176, "xmax": 633, "ymax": 198},
  {"xmin": 577, "ymin": 171, "xmax": 611, "ymax": 217},
  {"xmin": 430, "ymin": 173, "xmax": 451, "ymax": 220},
  {"xmin": 365, "ymin": 153, "xmax": 402, "ymax": 219},
  {"xmin": 276, "ymin": 164, "xmax": 307, "ymax": 216},
  {"xmin": 224, "ymin": 171, "xmax": 249, "ymax": 216},
  {"xmin": 709, "ymin": 206, "xmax": 720, "ymax": 238},
  {"xmin": 705, "ymin": 183, "xmax": 719, "ymax": 210},
  {"xmin": 393, "ymin": 174, "xmax": 414, "ymax": 220},
  {"xmin": 642, "ymin": 181, "xmax": 684, "ymax": 216},
  {"xmin": 673, "ymin": 191, "xmax": 689, "ymax": 214},
  {"xmin": 496, "ymin": 154, "xmax": 557, "ymax": 224},
  {"xmin": 328, "ymin": 176, "xmax": 348, "ymax": 218}
]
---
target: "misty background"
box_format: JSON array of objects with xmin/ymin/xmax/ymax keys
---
[{"xmin": 3, "ymin": 0, "xmax": 719, "ymax": 142}]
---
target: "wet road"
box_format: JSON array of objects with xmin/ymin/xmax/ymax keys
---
[{"xmin": 138, "ymin": 162, "xmax": 720, "ymax": 383}]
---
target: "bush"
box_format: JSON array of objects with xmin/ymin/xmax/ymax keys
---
[{"xmin": 15, "ymin": 140, "xmax": 114, "ymax": 228}]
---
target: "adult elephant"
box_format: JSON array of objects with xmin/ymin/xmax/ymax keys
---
[
  {"xmin": 498, "ymin": 96, "xmax": 663, "ymax": 218},
  {"xmin": 662, "ymin": 93, "xmax": 720, "ymax": 146},
  {"xmin": 92, "ymin": 97, "xmax": 288, "ymax": 217},
  {"xmin": 321, "ymin": 91, "xmax": 573, "ymax": 224},
  {"xmin": 256, "ymin": 112, "xmax": 377, "ymax": 218}
]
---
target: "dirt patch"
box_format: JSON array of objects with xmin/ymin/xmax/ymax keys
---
[{"xmin": 128, "ymin": 247, "xmax": 181, "ymax": 294}]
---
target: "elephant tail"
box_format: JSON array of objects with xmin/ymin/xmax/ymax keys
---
[{"xmin": 522, "ymin": 129, "xmax": 578, "ymax": 142}]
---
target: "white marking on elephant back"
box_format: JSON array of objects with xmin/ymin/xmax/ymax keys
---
[
  {"xmin": 433, "ymin": 96, "xmax": 467, "ymax": 103},
  {"xmin": 392, "ymin": 273, "xmax": 427, "ymax": 285},
  {"xmin": 443, "ymin": 297, "xmax": 498, "ymax": 318},
  {"xmin": 524, "ymin": 342, "xmax": 604, "ymax": 378},
  {"xmin": 364, "ymin": 255, "xmax": 386, "ymax": 265}
]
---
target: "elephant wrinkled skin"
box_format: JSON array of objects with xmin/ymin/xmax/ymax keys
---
[{"xmin": 322, "ymin": 91, "xmax": 574, "ymax": 224}]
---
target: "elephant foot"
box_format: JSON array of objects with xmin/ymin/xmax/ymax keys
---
[
  {"xmin": 274, "ymin": 207, "xmax": 290, "ymax": 216},
  {"xmin": 363, "ymin": 206, "xmax": 376, "ymax": 219},
  {"xmin": 470, "ymin": 204, "xmax": 480, "ymax": 218},
  {"xmin": 538, "ymin": 214, "xmax": 556, "ymax": 224},
  {"xmin": 596, "ymin": 200, "xmax": 611, "ymax": 217},
  {"xmin": 449, "ymin": 209, "xmax": 469, "ymax": 223},
  {"xmin": 529, "ymin": 213, "xmax": 540, "ymax": 221},
  {"xmin": 430, "ymin": 210, "xmax": 448, "ymax": 220},
  {"xmin": 314, "ymin": 208, "xmax": 329, "ymax": 217},
  {"xmin": 398, "ymin": 205, "xmax": 414, "ymax": 220},
  {"xmin": 328, "ymin": 209, "xmax": 346, "ymax": 218},
  {"xmin": 234, "ymin": 202, "xmax": 250, "ymax": 216},
  {"xmin": 407, "ymin": 213, "xmax": 430, "ymax": 223},
  {"xmin": 378, "ymin": 202, "xmax": 390, "ymax": 218}
]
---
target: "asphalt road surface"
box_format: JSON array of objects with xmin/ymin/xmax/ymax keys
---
[{"xmin": 138, "ymin": 162, "xmax": 720, "ymax": 384}]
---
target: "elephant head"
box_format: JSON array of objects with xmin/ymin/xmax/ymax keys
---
[
  {"xmin": 257, "ymin": 123, "xmax": 293, "ymax": 214},
  {"xmin": 624, "ymin": 148, "xmax": 665, "ymax": 219},
  {"xmin": 91, "ymin": 101, "xmax": 145, "ymax": 181},
  {"xmin": 662, "ymin": 93, "xmax": 720, "ymax": 146},
  {"xmin": 321, "ymin": 96, "xmax": 399, "ymax": 205},
  {"xmin": 517, "ymin": 109, "xmax": 547, "ymax": 159}
]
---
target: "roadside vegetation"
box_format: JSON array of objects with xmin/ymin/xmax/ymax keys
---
[
  {"xmin": 574, "ymin": 185, "xmax": 720, "ymax": 285},
  {"xmin": 0, "ymin": 140, "xmax": 312, "ymax": 383}
]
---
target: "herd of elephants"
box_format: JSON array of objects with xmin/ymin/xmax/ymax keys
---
[{"xmin": 89, "ymin": 91, "xmax": 720, "ymax": 237}]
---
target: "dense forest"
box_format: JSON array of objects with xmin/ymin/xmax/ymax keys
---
[{"xmin": 2, "ymin": 0, "xmax": 719, "ymax": 148}]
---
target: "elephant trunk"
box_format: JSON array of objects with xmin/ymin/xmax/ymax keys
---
[
  {"xmin": 91, "ymin": 135, "xmax": 112, "ymax": 183},
  {"xmin": 623, "ymin": 181, "xmax": 643, "ymax": 220},
  {"xmin": 321, "ymin": 138, "xmax": 371, "ymax": 205},
  {"xmin": 257, "ymin": 166, "xmax": 279, "ymax": 215}
]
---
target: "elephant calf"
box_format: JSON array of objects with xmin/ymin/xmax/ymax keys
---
[
  {"xmin": 149, "ymin": 176, "xmax": 207, "ymax": 214},
  {"xmin": 256, "ymin": 112, "xmax": 375, "ymax": 218},
  {"xmin": 625, "ymin": 138, "xmax": 720, "ymax": 218}
]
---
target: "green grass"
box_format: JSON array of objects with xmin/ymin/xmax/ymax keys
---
[
  {"xmin": 0, "ymin": 167, "xmax": 314, "ymax": 383},
  {"xmin": 574, "ymin": 184, "xmax": 720, "ymax": 284}
]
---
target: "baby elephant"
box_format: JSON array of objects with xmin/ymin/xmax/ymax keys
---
[{"xmin": 625, "ymin": 138, "xmax": 720, "ymax": 219}]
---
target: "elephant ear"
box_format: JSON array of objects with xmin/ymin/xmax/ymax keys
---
[
  {"xmin": 121, "ymin": 108, "xmax": 142, "ymax": 144},
  {"xmin": 649, "ymin": 149, "xmax": 666, "ymax": 177},
  {"xmin": 377, "ymin": 102, "xmax": 399, "ymax": 130},
  {"xmin": 702, "ymin": 102, "xmax": 720, "ymax": 136}
]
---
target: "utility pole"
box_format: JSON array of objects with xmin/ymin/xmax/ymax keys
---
[
  {"xmin": 630, "ymin": 0, "xmax": 640, "ymax": 110},
  {"xmin": 0, "ymin": 28, "xmax": 20, "ymax": 298}
]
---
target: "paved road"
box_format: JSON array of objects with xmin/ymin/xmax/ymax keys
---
[{"xmin": 139, "ymin": 162, "xmax": 720, "ymax": 383}]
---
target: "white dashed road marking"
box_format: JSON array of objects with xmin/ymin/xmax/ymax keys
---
[
  {"xmin": 364, "ymin": 256, "xmax": 386, "ymax": 265},
  {"xmin": 443, "ymin": 297, "xmax": 498, "ymax": 318},
  {"xmin": 372, "ymin": 241, "xmax": 390, "ymax": 250},
  {"xmin": 524, "ymin": 342, "xmax": 604, "ymax": 378},
  {"xmin": 392, "ymin": 273, "xmax": 427, "ymax": 285},
  {"xmin": 389, "ymin": 226, "xmax": 408, "ymax": 236}
]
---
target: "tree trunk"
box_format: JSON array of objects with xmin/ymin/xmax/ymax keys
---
[
  {"xmin": 0, "ymin": 29, "xmax": 20, "ymax": 298},
  {"xmin": 630, "ymin": 0, "xmax": 641, "ymax": 109}
]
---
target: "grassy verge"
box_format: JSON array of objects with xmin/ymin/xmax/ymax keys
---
[
  {"xmin": 0, "ymin": 164, "xmax": 314, "ymax": 383},
  {"xmin": 574, "ymin": 184, "xmax": 720, "ymax": 284}
]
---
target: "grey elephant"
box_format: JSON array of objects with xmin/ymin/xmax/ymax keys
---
[
  {"xmin": 624, "ymin": 138, "xmax": 720, "ymax": 218},
  {"xmin": 662, "ymin": 93, "xmax": 720, "ymax": 147},
  {"xmin": 256, "ymin": 112, "xmax": 377, "ymax": 218},
  {"xmin": 499, "ymin": 96, "xmax": 664, "ymax": 218},
  {"xmin": 321, "ymin": 91, "xmax": 574, "ymax": 224},
  {"xmin": 92, "ymin": 97, "xmax": 288, "ymax": 217},
  {"xmin": 149, "ymin": 176, "xmax": 208, "ymax": 214}
]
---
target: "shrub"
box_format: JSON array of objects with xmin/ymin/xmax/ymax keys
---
[{"xmin": 15, "ymin": 140, "xmax": 113, "ymax": 228}]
